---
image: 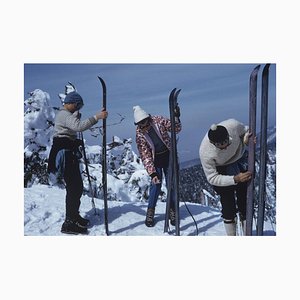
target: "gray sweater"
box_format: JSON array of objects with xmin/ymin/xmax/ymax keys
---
[
  {"xmin": 199, "ymin": 119, "xmax": 248, "ymax": 186},
  {"xmin": 53, "ymin": 108, "xmax": 98, "ymax": 140}
]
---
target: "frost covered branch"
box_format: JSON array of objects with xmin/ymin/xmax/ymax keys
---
[{"xmin": 89, "ymin": 113, "xmax": 126, "ymax": 137}]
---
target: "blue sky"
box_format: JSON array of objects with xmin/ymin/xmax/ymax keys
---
[{"xmin": 24, "ymin": 63, "xmax": 276, "ymax": 162}]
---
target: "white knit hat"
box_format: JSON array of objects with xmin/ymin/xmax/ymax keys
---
[{"xmin": 133, "ymin": 105, "xmax": 150, "ymax": 124}]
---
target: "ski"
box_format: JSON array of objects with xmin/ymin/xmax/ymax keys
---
[
  {"xmin": 164, "ymin": 88, "xmax": 181, "ymax": 236},
  {"xmin": 98, "ymin": 76, "xmax": 109, "ymax": 235},
  {"xmin": 256, "ymin": 64, "xmax": 271, "ymax": 236},
  {"xmin": 245, "ymin": 64, "xmax": 261, "ymax": 236}
]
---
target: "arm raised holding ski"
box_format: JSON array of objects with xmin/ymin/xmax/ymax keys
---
[{"xmin": 95, "ymin": 108, "xmax": 108, "ymax": 121}]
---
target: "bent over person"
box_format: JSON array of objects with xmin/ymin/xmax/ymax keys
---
[
  {"xmin": 199, "ymin": 119, "xmax": 252, "ymax": 236},
  {"xmin": 48, "ymin": 91, "xmax": 108, "ymax": 235},
  {"xmin": 133, "ymin": 105, "xmax": 181, "ymax": 227}
]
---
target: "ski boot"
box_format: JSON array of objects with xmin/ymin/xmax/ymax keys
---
[
  {"xmin": 61, "ymin": 219, "xmax": 88, "ymax": 235},
  {"xmin": 145, "ymin": 208, "xmax": 155, "ymax": 227},
  {"xmin": 75, "ymin": 215, "xmax": 90, "ymax": 228}
]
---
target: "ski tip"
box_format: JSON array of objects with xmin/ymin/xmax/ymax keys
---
[
  {"xmin": 250, "ymin": 65, "xmax": 261, "ymax": 78},
  {"xmin": 169, "ymin": 88, "xmax": 177, "ymax": 100},
  {"xmin": 175, "ymin": 89, "xmax": 181, "ymax": 99},
  {"xmin": 252, "ymin": 64, "xmax": 261, "ymax": 72},
  {"xmin": 98, "ymin": 76, "xmax": 107, "ymax": 89},
  {"xmin": 263, "ymin": 63, "xmax": 271, "ymax": 70}
]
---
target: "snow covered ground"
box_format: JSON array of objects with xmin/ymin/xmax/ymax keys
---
[{"xmin": 24, "ymin": 184, "xmax": 276, "ymax": 236}]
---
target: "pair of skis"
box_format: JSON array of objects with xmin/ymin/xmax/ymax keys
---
[
  {"xmin": 246, "ymin": 64, "xmax": 271, "ymax": 236},
  {"xmin": 164, "ymin": 88, "xmax": 181, "ymax": 236}
]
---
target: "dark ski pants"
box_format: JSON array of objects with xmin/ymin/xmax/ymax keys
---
[
  {"xmin": 148, "ymin": 166, "xmax": 174, "ymax": 209},
  {"xmin": 213, "ymin": 182, "xmax": 247, "ymax": 221},
  {"xmin": 63, "ymin": 151, "xmax": 83, "ymax": 220}
]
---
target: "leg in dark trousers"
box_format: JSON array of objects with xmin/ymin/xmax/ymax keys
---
[
  {"xmin": 64, "ymin": 151, "xmax": 83, "ymax": 221},
  {"xmin": 213, "ymin": 185, "xmax": 237, "ymax": 220},
  {"xmin": 213, "ymin": 185, "xmax": 238, "ymax": 235}
]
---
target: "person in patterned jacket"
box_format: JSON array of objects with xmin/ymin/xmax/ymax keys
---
[{"xmin": 133, "ymin": 105, "xmax": 181, "ymax": 227}]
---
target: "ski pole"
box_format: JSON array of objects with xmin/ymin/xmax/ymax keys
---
[{"xmin": 79, "ymin": 132, "xmax": 98, "ymax": 215}]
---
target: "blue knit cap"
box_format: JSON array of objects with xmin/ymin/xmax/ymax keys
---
[{"xmin": 64, "ymin": 91, "xmax": 84, "ymax": 110}]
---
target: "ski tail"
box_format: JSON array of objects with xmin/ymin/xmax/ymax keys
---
[{"xmin": 98, "ymin": 76, "xmax": 109, "ymax": 236}]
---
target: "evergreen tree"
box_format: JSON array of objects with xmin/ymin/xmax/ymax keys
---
[{"xmin": 24, "ymin": 89, "xmax": 56, "ymax": 187}]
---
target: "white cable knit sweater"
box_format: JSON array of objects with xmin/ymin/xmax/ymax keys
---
[{"xmin": 199, "ymin": 119, "xmax": 248, "ymax": 187}]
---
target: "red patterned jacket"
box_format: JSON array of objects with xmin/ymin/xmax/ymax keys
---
[{"xmin": 135, "ymin": 115, "xmax": 182, "ymax": 176}]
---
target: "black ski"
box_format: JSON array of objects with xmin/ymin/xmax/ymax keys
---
[
  {"xmin": 164, "ymin": 88, "xmax": 181, "ymax": 236},
  {"xmin": 98, "ymin": 76, "xmax": 109, "ymax": 235},
  {"xmin": 245, "ymin": 64, "xmax": 261, "ymax": 236},
  {"xmin": 256, "ymin": 64, "xmax": 271, "ymax": 236}
]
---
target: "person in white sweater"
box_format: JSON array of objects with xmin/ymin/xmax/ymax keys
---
[
  {"xmin": 199, "ymin": 119, "xmax": 252, "ymax": 235},
  {"xmin": 48, "ymin": 91, "xmax": 108, "ymax": 234}
]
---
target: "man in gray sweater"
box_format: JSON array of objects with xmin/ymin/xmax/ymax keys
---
[
  {"xmin": 48, "ymin": 91, "xmax": 108, "ymax": 234},
  {"xmin": 199, "ymin": 119, "xmax": 252, "ymax": 235}
]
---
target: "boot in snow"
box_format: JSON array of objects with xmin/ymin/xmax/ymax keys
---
[
  {"xmin": 145, "ymin": 208, "xmax": 155, "ymax": 227},
  {"xmin": 223, "ymin": 219, "xmax": 236, "ymax": 236},
  {"xmin": 61, "ymin": 219, "xmax": 88, "ymax": 235},
  {"xmin": 75, "ymin": 215, "xmax": 90, "ymax": 228}
]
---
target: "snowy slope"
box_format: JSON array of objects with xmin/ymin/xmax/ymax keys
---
[
  {"xmin": 24, "ymin": 184, "xmax": 276, "ymax": 236},
  {"xmin": 24, "ymin": 184, "xmax": 224, "ymax": 236}
]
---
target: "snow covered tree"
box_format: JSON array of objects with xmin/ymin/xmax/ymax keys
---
[
  {"xmin": 24, "ymin": 89, "xmax": 56, "ymax": 187},
  {"xmin": 84, "ymin": 136, "xmax": 155, "ymax": 202}
]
